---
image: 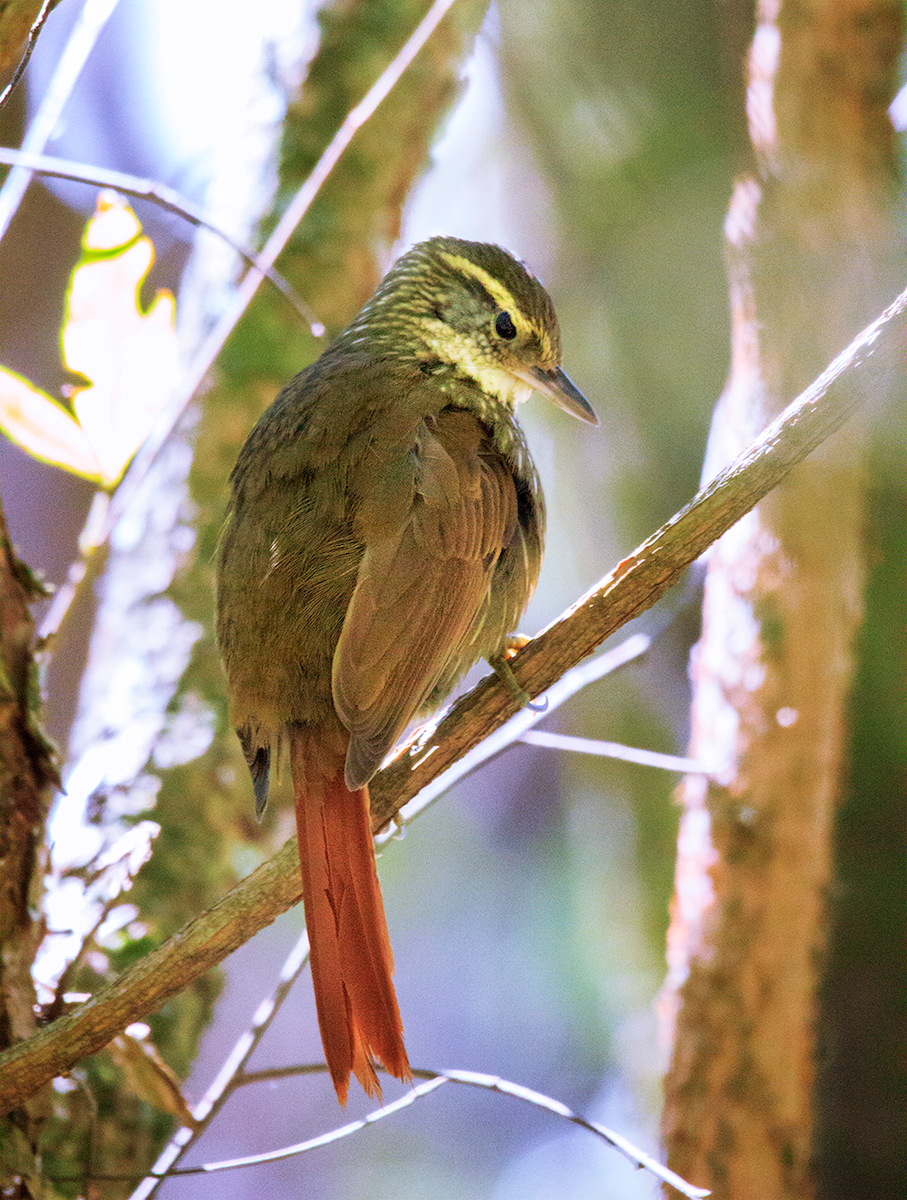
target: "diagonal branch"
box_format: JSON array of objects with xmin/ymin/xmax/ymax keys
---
[
  {"xmin": 369, "ymin": 277, "xmax": 905, "ymax": 825},
  {"xmin": 0, "ymin": 278, "xmax": 903, "ymax": 1114}
]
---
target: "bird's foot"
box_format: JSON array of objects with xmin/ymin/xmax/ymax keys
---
[{"xmin": 490, "ymin": 639, "xmax": 548, "ymax": 713}]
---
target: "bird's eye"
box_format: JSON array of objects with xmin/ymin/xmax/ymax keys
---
[{"xmin": 495, "ymin": 311, "xmax": 517, "ymax": 340}]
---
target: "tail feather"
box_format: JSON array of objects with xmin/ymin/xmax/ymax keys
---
[{"xmin": 289, "ymin": 724, "xmax": 411, "ymax": 1105}]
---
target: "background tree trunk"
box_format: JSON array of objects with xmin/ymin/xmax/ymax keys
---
[
  {"xmin": 661, "ymin": 2, "xmax": 904, "ymax": 1196},
  {"xmin": 2, "ymin": 0, "xmax": 903, "ymax": 1195}
]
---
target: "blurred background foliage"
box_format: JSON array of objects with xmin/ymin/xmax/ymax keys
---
[
  {"xmin": 0, "ymin": 0, "xmax": 743, "ymax": 1194},
  {"xmin": 0, "ymin": 0, "xmax": 901, "ymax": 1197}
]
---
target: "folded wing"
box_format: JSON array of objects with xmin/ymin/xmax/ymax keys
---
[{"xmin": 333, "ymin": 406, "xmax": 518, "ymax": 789}]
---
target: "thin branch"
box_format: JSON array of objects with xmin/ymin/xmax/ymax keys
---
[
  {"xmin": 0, "ymin": 146, "xmax": 324, "ymax": 333},
  {"xmin": 0, "ymin": 277, "xmax": 900, "ymax": 1114},
  {"xmin": 0, "ymin": 0, "xmax": 122, "ymax": 244},
  {"xmin": 127, "ymin": 930, "xmax": 312, "ymax": 1200},
  {"xmin": 208, "ymin": 1067, "xmax": 710, "ymax": 1198},
  {"xmin": 0, "ymin": 0, "xmax": 60, "ymax": 110},
  {"xmin": 44, "ymin": 889, "xmax": 132, "ymax": 1024},
  {"xmin": 384, "ymin": 633, "xmax": 652, "ymax": 834},
  {"xmin": 520, "ymin": 730, "xmax": 711, "ymax": 775},
  {"xmin": 52, "ymin": 1068, "xmax": 710, "ymax": 1198}
]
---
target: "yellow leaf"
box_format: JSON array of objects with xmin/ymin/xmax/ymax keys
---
[
  {"xmin": 63, "ymin": 192, "xmax": 178, "ymax": 487},
  {"xmin": 0, "ymin": 365, "xmax": 103, "ymax": 481}
]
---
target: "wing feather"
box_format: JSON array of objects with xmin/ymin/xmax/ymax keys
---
[{"xmin": 333, "ymin": 408, "xmax": 518, "ymax": 788}]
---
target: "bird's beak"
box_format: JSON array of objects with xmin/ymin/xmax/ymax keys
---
[{"xmin": 521, "ymin": 365, "xmax": 598, "ymax": 425}]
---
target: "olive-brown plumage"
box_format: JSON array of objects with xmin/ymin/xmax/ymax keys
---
[{"xmin": 216, "ymin": 236, "xmax": 596, "ymax": 1105}]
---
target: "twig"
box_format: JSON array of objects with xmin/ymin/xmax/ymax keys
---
[
  {"xmin": 202, "ymin": 1068, "xmax": 709, "ymax": 1198},
  {"xmin": 0, "ymin": 0, "xmax": 122, "ymax": 244},
  {"xmin": 385, "ymin": 633, "xmax": 652, "ymax": 833},
  {"xmin": 52, "ymin": 1067, "xmax": 710, "ymax": 1198},
  {"xmin": 0, "ymin": 274, "xmax": 900, "ymax": 1114},
  {"xmin": 520, "ymin": 730, "xmax": 711, "ymax": 775},
  {"xmin": 127, "ymin": 930, "xmax": 312, "ymax": 1200},
  {"xmin": 44, "ymin": 889, "xmax": 131, "ymax": 1023},
  {"xmin": 0, "ymin": 0, "xmax": 60, "ymax": 111},
  {"xmin": 0, "ymin": 146, "xmax": 323, "ymax": 332}
]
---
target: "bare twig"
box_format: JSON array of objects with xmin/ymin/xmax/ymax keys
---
[
  {"xmin": 0, "ymin": 146, "xmax": 323, "ymax": 332},
  {"xmin": 0, "ymin": 276, "xmax": 901, "ymax": 1114},
  {"xmin": 0, "ymin": 0, "xmax": 122, "ymax": 243},
  {"xmin": 207, "ymin": 1067, "xmax": 709, "ymax": 1198},
  {"xmin": 520, "ymin": 730, "xmax": 710, "ymax": 775},
  {"xmin": 53, "ymin": 1067, "xmax": 710, "ymax": 1198},
  {"xmin": 44, "ymin": 889, "xmax": 133, "ymax": 1024},
  {"xmin": 127, "ymin": 930, "xmax": 312, "ymax": 1200},
  {"xmin": 385, "ymin": 632, "xmax": 652, "ymax": 832}
]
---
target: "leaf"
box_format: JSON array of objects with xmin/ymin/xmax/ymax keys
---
[
  {"xmin": 0, "ymin": 1117, "xmax": 38, "ymax": 1175},
  {"xmin": 62, "ymin": 191, "xmax": 178, "ymax": 487},
  {"xmin": 0, "ymin": 365, "xmax": 103, "ymax": 481},
  {"xmin": 107, "ymin": 1029, "xmax": 196, "ymax": 1126}
]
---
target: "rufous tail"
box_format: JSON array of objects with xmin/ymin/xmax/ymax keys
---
[{"xmin": 288, "ymin": 723, "xmax": 411, "ymax": 1105}]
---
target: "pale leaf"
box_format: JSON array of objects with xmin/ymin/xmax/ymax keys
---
[
  {"xmin": 107, "ymin": 1031, "xmax": 196, "ymax": 1126},
  {"xmin": 0, "ymin": 365, "xmax": 102, "ymax": 481},
  {"xmin": 63, "ymin": 192, "xmax": 178, "ymax": 487}
]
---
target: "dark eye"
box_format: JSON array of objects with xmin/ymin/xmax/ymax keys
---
[{"xmin": 495, "ymin": 311, "xmax": 517, "ymax": 340}]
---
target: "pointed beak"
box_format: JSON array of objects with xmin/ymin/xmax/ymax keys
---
[{"xmin": 521, "ymin": 365, "xmax": 598, "ymax": 425}]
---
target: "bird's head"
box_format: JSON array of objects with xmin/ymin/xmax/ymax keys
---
[{"xmin": 339, "ymin": 236, "xmax": 597, "ymax": 425}]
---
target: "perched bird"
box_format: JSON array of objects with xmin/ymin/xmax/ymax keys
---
[{"xmin": 216, "ymin": 236, "xmax": 597, "ymax": 1105}]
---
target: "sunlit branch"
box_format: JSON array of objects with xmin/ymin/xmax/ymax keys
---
[
  {"xmin": 0, "ymin": 275, "xmax": 900, "ymax": 1115},
  {"xmin": 520, "ymin": 729, "xmax": 711, "ymax": 775},
  {"xmin": 55, "ymin": 1067, "xmax": 710, "ymax": 1199},
  {"xmin": 127, "ymin": 929, "xmax": 312, "ymax": 1200}
]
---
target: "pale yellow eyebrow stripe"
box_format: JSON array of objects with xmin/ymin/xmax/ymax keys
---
[{"xmin": 438, "ymin": 251, "xmax": 527, "ymax": 329}]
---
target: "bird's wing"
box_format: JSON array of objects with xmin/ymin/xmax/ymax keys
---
[{"xmin": 333, "ymin": 406, "xmax": 518, "ymax": 789}]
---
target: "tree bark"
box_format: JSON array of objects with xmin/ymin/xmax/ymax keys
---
[
  {"xmin": 0, "ymin": 0, "xmax": 491, "ymax": 1187},
  {"xmin": 661, "ymin": 2, "xmax": 903, "ymax": 1196},
  {"xmin": 0, "ymin": 490, "xmax": 56, "ymax": 1174}
]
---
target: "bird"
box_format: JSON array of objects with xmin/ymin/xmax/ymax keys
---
[{"xmin": 215, "ymin": 235, "xmax": 597, "ymax": 1105}]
